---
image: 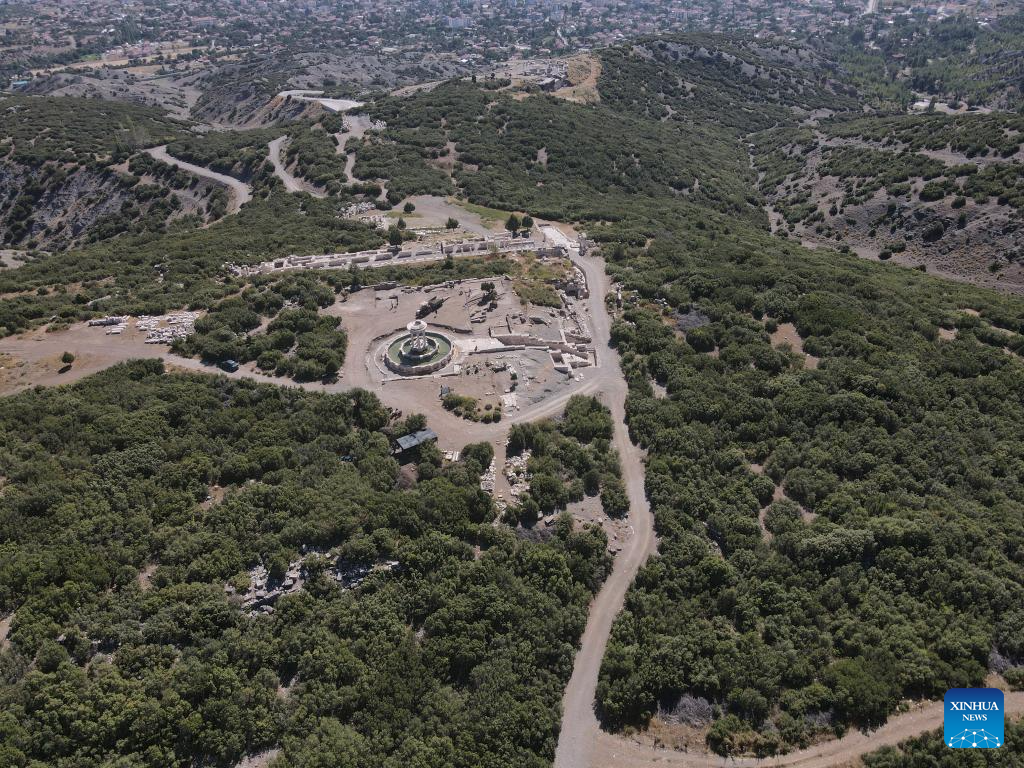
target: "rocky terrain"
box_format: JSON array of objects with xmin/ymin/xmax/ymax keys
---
[{"xmin": 756, "ymin": 115, "xmax": 1024, "ymax": 292}]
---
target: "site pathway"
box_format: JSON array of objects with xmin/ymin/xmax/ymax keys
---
[
  {"xmin": 554, "ymin": 252, "xmax": 658, "ymax": 768},
  {"xmin": 552, "ymin": 258, "xmax": 1024, "ymax": 768},
  {"xmin": 145, "ymin": 145, "xmax": 253, "ymax": 214},
  {"xmin": 267, "ymin": 136, "xmax": 326, "ymax": 198}
]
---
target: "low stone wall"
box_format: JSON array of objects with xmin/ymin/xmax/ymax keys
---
[{"xmin": 384, "ymin": 354, "xmax": 452, "ymax": 376}]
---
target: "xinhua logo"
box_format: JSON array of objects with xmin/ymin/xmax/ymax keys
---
[{"xmin": 944, "ymin": 688, "xmax": 1004, "ymax": 748}]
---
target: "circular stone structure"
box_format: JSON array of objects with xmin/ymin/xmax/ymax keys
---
[{"xmin": 384, "ymin": 320, "xmax": 453, "ymax": 375}]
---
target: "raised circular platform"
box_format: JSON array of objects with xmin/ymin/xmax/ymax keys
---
[{"xmin": 384, "ymin": 328, "xmax": 453, "ymax": 376}]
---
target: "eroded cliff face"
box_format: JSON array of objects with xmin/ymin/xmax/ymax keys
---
[{"xmin": 0, "ymin": 160, "xmax": 219, "ymax": 251}]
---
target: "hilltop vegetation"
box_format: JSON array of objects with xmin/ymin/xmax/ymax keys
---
[
  {"xmin": 0, "ymin": 362, "xmax": 610, "ymax": 768},
  {"xmin": 0, "ymin": 192, "xmax": 382, "ymax": 337},
  {"xmin": 823, "ymin": 12, "xmax": 1024, "ymax": 113},
  {"xmin": 598, "ymin": 36, "xmax": 857, "ymax": 131},
  {"xmin": 2, "ymin": 25, "xmax": 1024, "ymax": 763},
  {"xmin": 0, "ymin": 96, "xmax": 187, "ymax": 164},
  {"xmin": 364, "ymin": 77, "xmax": 759, "ymax": 237},
  {"xmin": 596, "ymin": 212, "xmax": 1024, "ymax": 753},
  {"xmin": 752, "ymin": 111, "xmax": 1024, "ymax": 286}
]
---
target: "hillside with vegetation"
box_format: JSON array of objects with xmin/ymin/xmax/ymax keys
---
[
  {"xmin": 1, "ymin": 23, "xmax": 1024, "ymax": 765},
  {"xmin": 752, "ymin": 111, "xmax": 1024, "ymax": 291},
  {"xmin": 598, "ymin": 214, "xmax": 1024, "ymax": 754},
  {"xmin": 0, "ymin": 96, "xmax": 232, "ymax": 250},
  {"xmin": 0, "ymin": 363, "xmax": 611, "ymax": 767},
  {"xmin": 0, "ymin": 192, "xmax": 382, "ymax": 337}
]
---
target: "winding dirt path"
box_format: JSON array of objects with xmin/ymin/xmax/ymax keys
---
[
  {"xmin": 267, "ymin": 136, "xmax": 326, "ymax": 198},
  {"xmin": 554, "ymin": 253, "xmax": 658, "ymax": 768},
  {"xmin": 553, "ymin": 256, "xmax": 1024, "ymax": 768},
  {"xmin": 144, "ymin": 146, "xmax": 252, "ymax": 214},
  {"xmin": 587, "ymin": 694, "xmax": 1024, "ymax": 767}
]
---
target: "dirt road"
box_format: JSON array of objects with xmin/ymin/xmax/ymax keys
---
[
  {"xmin": 145, "ymin": 146, "xmax": 253, "ymax": 214},
  {"xmin": 550, "ymin": 257, "xmax": 1023, "ymax": 768},
  {"xmin": 267, "ymin": 136, "xmax": 326, "ymax": 198},
  {"xmin": 586, "ymin": 694, "xmax": 1024, "ymax": 768},
  {"xmin": 554, "ymin": 253, "xmax": 658, "ymax": 768}
]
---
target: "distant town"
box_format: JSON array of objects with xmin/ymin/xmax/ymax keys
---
[{"xmin": 3, "ymin": 0, "xmax": 1019, "ymax": 89}]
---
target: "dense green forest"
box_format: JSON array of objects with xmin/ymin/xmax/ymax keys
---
[
  {"xmin": 0, "ymin": 96, "xmax": 187, "ymax": 164},
  {"xmin": 582, "ymin": 42, "xmax": 1024, "ymax": 740},
  {"xmin": 596, "ymin": 207, "xmax": 1024, "ymax": 753},
  {"xmin": 0, "ymin": 363, "xmax": 610, "ymax": 767},
  {"xmin": 172, "ymin": 272, "xmax": 350, "ymax": 382},
  {"xmin": 863, "ymin": 722, "xmax": 1024, "ymax": 768}
]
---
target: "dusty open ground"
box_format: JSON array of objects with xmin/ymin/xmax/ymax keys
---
[
  {"xmin": 554, "ymin": 54, "xmax": 602, "ymax": 104},
  {"xmin": 0, "ymin": 250, "xmax": 32, "ymax": 270},
  {"xmin": 771, "ymin": 321, "xmax": 819, "ymax": 369}
]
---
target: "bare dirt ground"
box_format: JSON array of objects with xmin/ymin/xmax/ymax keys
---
[
  {"xmin": 337, "ymin": 114, "xmax": 377, "ymax": 149},
  {"xmin": 136, "ymin": 563, "xmax": 158, "ymax": 591},
  {"xmin": 771, "ymin": 322, "xmax": 819, "ymax": 369},
  {"xmin": 233, "ymin": 748, "xmax": 281, "ymax": 768},
  {"xmin": 554, "ymin": 54, "xmax": 602, "ymax": 104},
  {"xmin": 396, "ymin": 195, "xmax": 500, "ymax": 236},
  {"xmin": 267, "ymin": 136, "xmax": 326, "ymax": 197},
  {"xmin": 0, "ymin": 250, "xmax": 32, "ymax": 270},
  {"xmin": 145, "ymin": 146, "xmax": 253, "ymax": 214},
  {"xmin": 0, "ymin": 613, "xmax": 12, "ymax": 650}
]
